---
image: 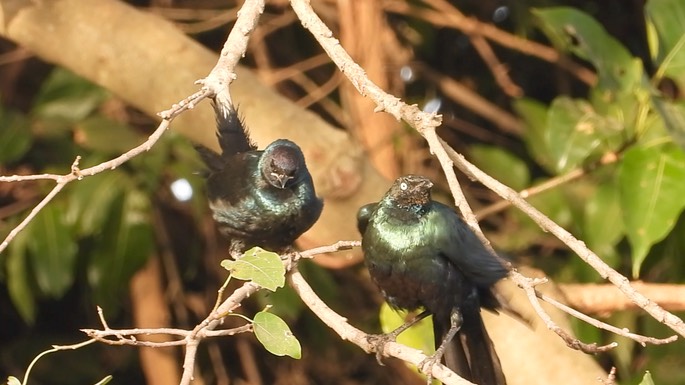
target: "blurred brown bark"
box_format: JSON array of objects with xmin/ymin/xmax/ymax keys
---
[
  {"xmin": 560, "ymin": 282, "xmax": 685, "ymax": 314},
  {"xmin": 338, "ymin": 0, "xmax": 403, "ymax": 180},
  {"xmin": 130, "ymin": 256, "xmax": 183, "ymax": 385}
]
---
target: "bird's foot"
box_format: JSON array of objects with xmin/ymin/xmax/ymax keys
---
[
  {"xmin": 419, "ymin": 353, "xmax": 442, "ymax": 385},
  {"xmin": 228, "ymin": 241, "xmax": 246, "ymax": 260},
  {"xmin": 279, "ymin": 246, "xmax": 297, "ymax": 270},
  {"xmin": 366, "ymin": 310, "xmax": 431, "ymax": 366},
  {"xmin": 365, "ymin": 333, "xmax": 397, "ymax": 366}
]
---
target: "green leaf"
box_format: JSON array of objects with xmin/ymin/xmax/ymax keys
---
[
  {"xmin": 254, "ymin": 285, "xmax": 304, "ymax": 322},
  {"xmin": 379, "ymin": 303, "xmax": 434, "ymax": 355},
  {"xmin": 253, "ymin": 311, "xmax": 301, "ymax": 359},
  {"xmin": 469, "ymin": 145, "xmax": 530, "ymax": 190},
  {"xmin": 652, "ymin": 98, "xmax": 685, "ymax": 150},
  {"xmin": 619, "ymin": 145, "xmax": 685, "ymax": 277},
  {"xmin": 533, "ymin": 7, "xmax": 642, "ymax": 92},
  {"xmin": 0, "ymin": 106, "xmax": 32, "ymax": 163},
  {"xmin": 639, "ymin": 371, "xmax": 655, "ymax": 385},
  {"xmin": 88, "ymin": 190, "xmax": 153, "ymax": 309},
  {"xmin": 582, "ymin": 181, "xmax": 623, "ymax": 264},
  {"xmin": 66, "ymin": 171, "xmax": 127, "ymax": 236},
  {"xmin": 646, "ymin": 0, "xmax": 685, "ymax": 88},
  {"xmin": 26, "ymin": 204, "xmax": 78, "ymax": 298},
  {"xmin": 74, "ymin": 116, "xmax": 144, "ymax": 155},
  {"xmin": 32, "ymin": 68, "xmax": 108, "ymax": 124},
  {"xmin": 545, "ymin": 97, "xmax": 622, "ymax": 173},
  {"xmin": 221, "ymin": 247, "xmax": 285, "ymax": 291},
  {"xmin": 6, "ymin": 227, "xmax": 36, "ymax": 323},
  {"xmin": 514, "ymin": 98, "xmax": 554, "ymax": 173}
]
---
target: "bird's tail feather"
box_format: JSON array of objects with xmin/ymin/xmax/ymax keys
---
[
  {"xmin": 212, "ymin": 100, "xmax": 255, "ymax": 156},
  {"xmin": 434, "ymin": 307, "xmax": 506, "ymax": 385},
  {"xmin": 434, "ymin": 317, "xmax": 472, "ymax": 380}
]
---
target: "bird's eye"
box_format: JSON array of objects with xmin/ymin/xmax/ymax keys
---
[{"xmin": 400, "ymin": 182, "xmax": 408, "ymax": 190}]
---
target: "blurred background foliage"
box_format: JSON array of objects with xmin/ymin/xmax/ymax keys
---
[{"xmin": 1, "ymin": 0, "xmax": 685, "ymax": 384}]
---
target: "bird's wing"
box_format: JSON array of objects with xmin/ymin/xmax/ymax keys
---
[
  {"xmin": 429, "ymin": 202, "xmax": 508, "ymax": 288},
  {"xmin": 356, "ymin": 202, "xmax": 378, "ymax": 235},
  {"xmin": 195, "ymin": 144, "xmax": 224, "ymax": 172}
]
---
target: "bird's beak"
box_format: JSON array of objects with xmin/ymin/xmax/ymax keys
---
[
  {"xmin": 271, "ymin": 172, "xmax": 293, "ymax": 189},
  {"xmin": 421, "ymin": 179, "xmax": 434, "ymax": 189}
]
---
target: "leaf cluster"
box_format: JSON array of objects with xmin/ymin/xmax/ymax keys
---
[
  {"xmin": 470, "ymin": 4, "xmax": 685, "ymax": 282},
  {"xmin": 1, "ymin": 69, "xmax": 207, "ymax": 324}
]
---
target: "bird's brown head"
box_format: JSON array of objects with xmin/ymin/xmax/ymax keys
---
[
  {"xmin": 261, "ymin": 139, "xmax": 305, "ymax": 189},
  {"xmin": 386, "ymin": 175, "xmax": 433, "ymax": 208}
]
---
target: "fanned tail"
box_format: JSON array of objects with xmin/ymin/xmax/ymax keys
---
[
  {"xmin": 212, "ymin": 100, "xmax": 255, "ymax": 157},
  {"xmin": 195, "ymin": 100, "xmax": 256, "ymax": 172}
]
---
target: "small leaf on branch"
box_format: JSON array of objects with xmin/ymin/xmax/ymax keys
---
[
  {"xmin": 253, "ymin": 311, "xmax": 301, "ymax": 359},
  {"xmin": 619, "ymin": 145, "xmax": 685, "ymax": 277},
  {"xmin": 221, "ymin": 247, "xmax": 285, "ymax": 291}
]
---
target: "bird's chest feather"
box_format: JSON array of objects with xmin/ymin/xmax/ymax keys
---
[
  {"xmin": 363, "ymin": 210, "xmax": 461, "ymax": 314},
  {"xmin": 210, "ymin": 174, "xmax": 312, "ymax": 239}
]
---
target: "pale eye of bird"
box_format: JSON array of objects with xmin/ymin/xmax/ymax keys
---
[{"xmin": 400, "ymin": 182, "xmax": 408, "ymax": 190}]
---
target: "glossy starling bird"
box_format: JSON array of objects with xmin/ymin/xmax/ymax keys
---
[
  {"xmin": 196, "ymin": 99, "xmax": 323, "ymax": 255},
  {"xmin": 357, "ymin": 175, "xmax": 508, "ymax": 385}
]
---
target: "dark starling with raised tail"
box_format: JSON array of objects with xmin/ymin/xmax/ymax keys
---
[{"xmin": 196, "ymin": 99, "xmax": 323, "ymax": 255}]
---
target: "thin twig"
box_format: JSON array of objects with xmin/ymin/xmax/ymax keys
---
[
  {"xmin": 262, "ymin": 52, "xmax": 332, "ymax": 85},
  {"xmin": 299, "ymin": 240, "xmax": 360, "ymax": 259},
  {"xmin": 518, "ymin": 276, "xmax": 617, "ymax": 353},
  {"xmin": 0, "ymin": 181, "xmax": 66, "ymax": 253},
  {"xmin": 476, "ymin": 167, "xmax": 585, "ymax": 219},
  {"xmin": 82, "ymin": 325, "xmax": 252, "ymax": 347},
  {"xmin": 537, "ymin": 291, "xmax": 677, "ymax": 347},
  {"xmin": 475, "ymin": 152, "xmax": 620, "ymax": 219},
  {"xmin": 469, "ymin": 34, "xmax": 522, "ymax": 98},
  {"xmin": 20, "ymin": 340, "xmax": 98, "ymax": 385}
]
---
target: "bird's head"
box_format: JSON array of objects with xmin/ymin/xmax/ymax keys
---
[
  {"xmin": 385, "ymin": 175, "xmax": 433, "ymax": 208},
  {"xmin": 261, "ymin": 139, "xmax": 305, "ymax": 189}
]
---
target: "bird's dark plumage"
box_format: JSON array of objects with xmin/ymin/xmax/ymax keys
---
[
  {"xmin": 358, "ymin": 175, "xmax": 508, "ymax": 385},
  {"xmin": 196, "ymin": 100, "xmax": 323, "ymax": 254}
]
